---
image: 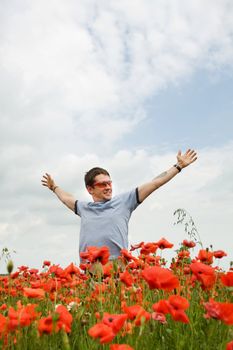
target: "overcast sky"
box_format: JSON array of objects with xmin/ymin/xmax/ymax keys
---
[{"xmin": 1, "ymin": 0, "xmax": 233, "ymax": 272}]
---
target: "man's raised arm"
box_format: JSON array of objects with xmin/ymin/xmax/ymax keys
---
[
  {"xmin": 138, "ymin": 149, "xmax": 197, "ymax": 203},
  {"xmin": 41, "ymin": 173, "xmax": 76, "ymax": 212}
]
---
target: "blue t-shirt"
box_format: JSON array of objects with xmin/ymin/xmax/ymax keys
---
[{"xmin": 74, "ymin": 188, "xmax": 140, "ymax": 259}]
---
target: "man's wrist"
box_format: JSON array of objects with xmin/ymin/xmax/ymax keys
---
[
  {"xmin": 174, "ymin": 164, "xmax": 182, "ymax": 172},
  {"xmin": 52, "ymin": 186, "xmax": 59, "ymax": 192}
]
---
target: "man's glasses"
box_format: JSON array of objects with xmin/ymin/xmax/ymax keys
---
[{"xmin": 93, "ymin": 181, "xmax": 112, "ymax": 188}]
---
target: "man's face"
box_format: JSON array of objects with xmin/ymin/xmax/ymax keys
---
[{"xmin": 87, "ymin": 174, "xmax": 112, "ymax": 202}]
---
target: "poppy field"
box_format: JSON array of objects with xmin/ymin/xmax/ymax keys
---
[{"xmin": 0, "ymin": 238, "xmax": 233, "ymax": 350}]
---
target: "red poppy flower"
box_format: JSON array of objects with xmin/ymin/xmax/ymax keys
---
[
  {"xmin": 169, "ymin": 308, "xmax": 189, "ymax": 323},
  {"xmin": 140, "ymin": 243, "xmax": 158, "ymax": 255},
  {"xmin": 7, "ymin": 308, "xmax": 19, "ymax": 331},
  {"xmin": 18, "ymin": 265, "xmax": 29, "ymax": 272},
  {"xmin": 182, "ymin": 240, "xmax": 196, "ymax": 248},
  {"xmin": 190, "ymin": 262, "xmax": 216, "ymax": 289},
  {"xmin": 213, "ymin": 250, "xmax": 227, "ymax": 259},
  {"xmin": 142, "ymin": 266, "xmax": 179, "ymax": 291},
  {"xmin": 38, "ymin": 316, "xmax": 56, "ymax": 335},
  {"xmin": 218, "ymin": 302, "xmax": 233, "ymax": 325},
  {"xmin": 197, "ymin": 249, "xmax": 214, "ymax": 265},
  {"xmin": 120, "ymin": 249, "xmax": 137, "ymax": 262},
  {"xmin": 8, "ymin": 303, "xmax": 39, "ymax": 330},
  {"xmin": 23, "ymin": 288, "xmax": 45, "ymax": 299},
  {"xmin": 64, "ymin": 263, "xmax": 81, "ymax": 276},
  {"xmin": 30, "ymin": 281, "xmax": 43, "ymax": 289},
  {"xmin": 29, "ymin": 268, "xmax": 39, "ymax": 275},
  {"xmin": 168, "ymin": 295, "xmax": 189, "ymax": 310},
  {"xmin": 110, "ymin": 345, "xmax": 134, "ymax": 350},
  {"xmin": 143, "ymin": 255, "xmax": 161, "ymax": 265},
  {"xmin": 130, "ymin": 242, "xmax": 144, "ymax": 251},
  {"xmin": 48, "ymin": 265, "xmax": 64, "ymax": 277},
  {"xmin": 190, "ymin": 262, "xmax": 214, "ymax": 275},
  {"xmin": 204, "ymin": 299, "xmax": 233, "ymax": 325},
  {"xmin": 153, "ymin": 295, "xmax": 189, "ymax": 323},
  {"xmin": 183, "ymin": 266, "xmax": 191, "ymax": 274},
  {"xmin": 80, "ymin": 246, "xmax": 110, "ymax": 265},
  {"xmin": 56, "ymin": 305, "xmax": 73, "ymax": 333},
  {"xmin": 43, "ymin": 279, "xmax": 61, "ymax": 293},
  {"xmin": 155, "ymin": 238, "xmax": 173, "ymax": 250},
  {"xmin": 221, "ymin": 271, "xmax": 233, "ymax": 287},
  {"xmin": 178, "ymin": 250, "xmax": 190, "ymax": 259},
  {"xmin": 226, "ymin": 340, "xmax": 233, "ymax": 350},
  {"xmin": 122, "ymin": 304, "xmax": 150, "ymax": 326},
  {"xmin": 102, "ymin": 263, "xmax": 113, "ymax": 277},
  {"xmin": 10, "ymin": 271, "xmax": 20, "ymax": 279},
  {"xmin": 120, "ymin": 270, "xmax": 134, "ymax": 287},
  {"xmin": 151, "ymin": 312, "xmax": 167, "ymax": 324},
  {"xmin": 88, "ymin": 323, "xmax": 115, "ymax": 344},
  {"xmin": 152, "ymin": 300, "xmax": 170, "ymax": 314},
  {"xmin": 0, "ymin": 304, "xmax": 7, "ymax": 311},
  {"xmin": 0, "ymin": 314, "xmax": 7, "ymax": 335},
  {"xmin": 127, "ymin": 259, "xmax": 144, "ymax": 270},
  {"xmin": 43, "ymin": 260, "xmax": 51, "ymax": 267},
  {"xmin": 168, "ymin": 295, "xmax": 190, "ymax": 323},
  {"xmin": 102, "ymin": 313, "xmax": 128, "ymax": 334}
]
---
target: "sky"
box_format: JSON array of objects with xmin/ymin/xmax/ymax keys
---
[{"xmin": 1, "ymin": 0, "xmax": 233, "ymax": 272}]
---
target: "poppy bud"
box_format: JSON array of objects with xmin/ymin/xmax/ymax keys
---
[{"xmin": 7, "ymin": 260, "xmax": 14, "ymax": 274}]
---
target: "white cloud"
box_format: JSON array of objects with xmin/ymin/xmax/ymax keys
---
[{"xmin": 1, "ymin": 1, "xmax": 233, "ymax": 150}]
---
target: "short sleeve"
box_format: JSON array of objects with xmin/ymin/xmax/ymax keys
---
[
  {"xmin": 120, "ymin": 188, "xmax": 141, "ymax": 213},
  {"xmin": 74, "ymin": 200, "xmax": 81, "ymax": 216}
]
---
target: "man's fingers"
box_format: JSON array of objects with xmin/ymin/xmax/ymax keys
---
[
  {"xmin": 45, "ymin": 173, "xmax": 52, "ymax": 180},
  {"xmin": 186, "ymin": 149, "xmax": 195, "ymax": 155},
  {"xmin": 42, "ymin": 173, "xmax": 53, "ymax": 182},
  {"xmin": 189, "ymin": 151, "xmax": 197, "ymax": 158},
  {"xmin": 41, "ymin": 180, "xmax": 49, "ymax": 185},
  {"xmin": 41, "ymin": 173, "xmax": 53, "ymax": 184},
  {"xmin": 188, "ymin": 152, "xmax": 197, "ymax": 164},
  {"xmin": 191, "ymin": 156, "xmax": 197, "ymax": 163},
  {"xmin": 186, "ymin": 149, "xmax": 197, "ymax": 159},
  {"xmin": 190, "ymin": 151, "xmax": 197, "ymax": 159}
]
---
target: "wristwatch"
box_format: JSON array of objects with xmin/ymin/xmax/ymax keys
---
[{"xmin": 174, "ymin": 164, "xmax": 182, "ymax": 172}]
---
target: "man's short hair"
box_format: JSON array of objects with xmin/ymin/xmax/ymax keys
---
[{"xmin": 84, "ymin": 167, "xmax": 110, "ymax": 188}]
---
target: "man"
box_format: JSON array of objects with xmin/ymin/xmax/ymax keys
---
[{"xmin": 41, "ymin": 149, "xmax": 197, "ymax": 260}]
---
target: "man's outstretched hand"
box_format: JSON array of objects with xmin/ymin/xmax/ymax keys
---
[
  {"xmin": 41, "ymin": 173, "xmax": 57, "ymax": 191},
  {"xmin": 176, "ymin": 149, "xmax": 197, "ymax": 169}
]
